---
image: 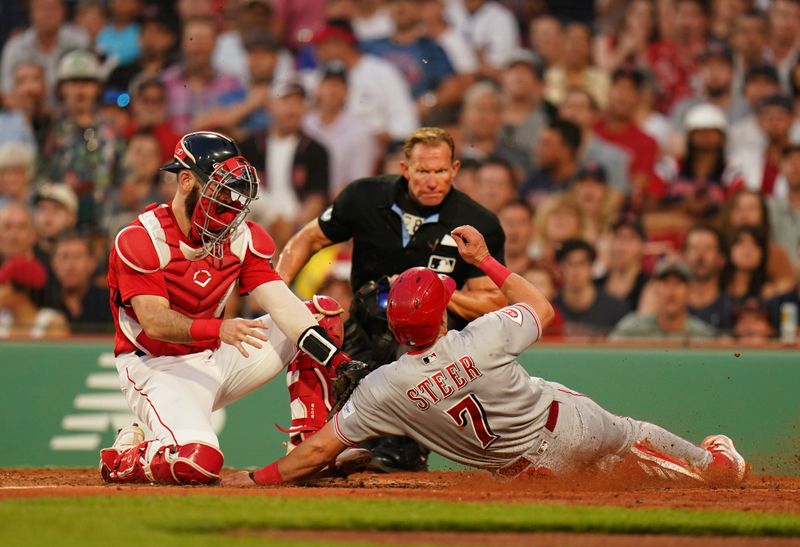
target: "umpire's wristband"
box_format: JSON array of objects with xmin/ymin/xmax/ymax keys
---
[
  {"xmin": 478, "ymin": 255, "xmax": 512, "ymax": 288},
  {"xmin": 190, "ymin": 318, "xmax": 223, "ymax": 341}
]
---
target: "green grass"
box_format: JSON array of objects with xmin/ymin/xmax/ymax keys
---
[{"xmin": 2, "ymin": 495, "xmax": 800, "ymax": 547}]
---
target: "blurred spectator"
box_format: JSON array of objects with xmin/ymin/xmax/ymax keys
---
[
  {"xmin": 362, "ymin": 0, "xmax": 459, "ymax": 108},
  {"xmin": 767, "ymin": 0, "xmax": 800, "ymax": 90},
  {"xmin": 176, "ymin": 0, "xmax": 216, "ymax": 19},
  {"xmin": 0, "ymin": 0, "xmax": 89, "ymax": 95},
  {"xmin": 106, "ymin": 6, "xmax": 178, "ymax": 92},
  {"xmin": 595, "ymin": 66, "xmax": 662, "ymax": 211},
  {"xmin": 243, "ymin": 81, "xmax": 330, "ymax": 248},
  {"xmin": 637, "ymin": 69, "xmax": 673, "ymax": 152},
  {"xmin": 610, "ymin": 257, "xmax": 717, "ymax": 340},
  {"xmin": 162, "ymin": 17, "xmax": 248, "ymax": 134},
  {"xmin": 594, "ymin": 0, "xmax": 657, "ymax": 73},
  {"xmin": 684, "ymin": 224, "xmax": 734, "ymax": 331},
  {"xmin": 724, "ymin": 225, "xmax": 790, "ymax": 304},
  {"xmin": 721, "ymin": 189, "xmax": 796, "ymax": 295},
  {"xmin": 727, "ymin": 65, "xmax": 782, "ymax": 156},
  {"xmin": 124, "ymin": 76, "xmax": 181, "ymax": 163},
  {"xmin": 529, "ymin": 15, "xmax": 562, "ymax": 69},
  {"xmin": 351, "ymin": 0, "xmax": 395, "ymax": 40},
  {"xmin": 730, "ymin": 95, "xmax": 796, "ymax": 195},
  {"xmin": 473, "ymin": 156, "xmax": 518, "ymax": 215},
  {"xmin": 273, "ymin": 0, "xmax": 326, "ymax": 50},
  {"xmin": 459, "ymin": 81, "xmax": 529, "ymax": 169},
  {"xmin": 316, "ymin": 275, "xmax": 354, "ymax": 322},
  {"xmin": 448, "ymin": 0, "xmax": 520, "ymax": 76},
  {"xmin": 532, "ymin": 193, "xmax": 587, "ymax": 265},
  {"xmin": 311, "ymin": 19, "xmax": 418, "ymax": 142},
  {"xmin": 499, "ymin": 199, "xmax": 534, "ymax": 274},
  {"xmin": 555, "ymin": 238, "xmax": 629, "ymax": 337},
  {"xmin": 0, "ymin": 202, "xmax": 38, "ymax": 263},
  {"xmin": 420, "ymin": 0, "xmax": 479, "ymax": 76},
  {"xmin": 519, "ymin": 118, "xmax": 582, "ymax": 209},
  {"xmin": 731, "ymin": 296, "xmax": 775, "ymax": 343},
  {"xmin": 645, "ymin": 0, "xmax": 709, "ymax": 112},
  {"xmin": 768, "ymin": 145, "xmax": 800, "ymax": 269},
  {"xmin": 522, "ymin": 261, "xmax": 564, "ymax": 337},
  {"xmin": 570, "ymin": 163, "xmax": 619, "ymax": 243},
  {"xmin": 708, "ymin": 0, "xmax": 748, "ymax": 41},
  {"xmin": 596, "ymin": 219, "xmax": 648, "ymax": 311},
  {"xmin": 544, "ymin": 21, "xmax": 610, "ymax": 109},
  {"xmin": 50, "ymin": 232, "xmax": 113, "ymax": 333},
  {"xmin": 8, "ymin": 60, "xmax": 52, "ymax": 151},
  {"xmin": 32, "ymin": 183, "xmax": 78, "ymax": 259},
  {"xmin": 303, "ymin": 61, "xmax": 378, "ymax": 197},
  {"xmin": 0, "ymin": 256, "xmax": 68, "ymax": 338},
  {"xmin": 499, "ymin": 50, "xmax": 547, "ymax": 168},
  {"xmin": 0, "ymin": 142, "xmax": 36, "ymax": 207},
  {"xmin": 452, "ymin": 156, "xmax": 481, "ymax": 201},
  {"xmin": 97, "ymin": 0, "xmax": 141, "ymax": 66},
  {"xmin": 44, "ymin": 50, "xmax": 125, "ymax": 227},
  {"xmin": 558, "ymin": 88, "xmax": 630, "ymax": 194},
  {"xmin": 0, "ymin": 93, "xmax": 36, "ymax": 150},
  {"xmin": 731, "ymin": 10, "xmax": 770, "ymax": 91},
  {"xmin": 73, "ymin": 0, "xmax": 106, "ymax": 49}
]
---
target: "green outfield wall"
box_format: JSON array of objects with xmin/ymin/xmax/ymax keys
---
[{"xmin": 1, "ymin": 341, "xmax": 798, "ymax": 475}]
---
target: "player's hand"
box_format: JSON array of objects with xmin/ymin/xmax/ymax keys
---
[
  {"xmin": 451, "ymin": 225, "xmax": 490, "ymax": 266},
  {"xmin": 220, "ymin": 471, "xmax": 257, "ymax": 487},
  {"xmin": 220, "ymin": 318, "xmax": 269, "ymax": 358}
]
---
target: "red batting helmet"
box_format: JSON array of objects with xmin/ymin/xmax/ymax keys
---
[{"xmin": 386, "ymin": 267, "xmax": 456, "ymax": 348}]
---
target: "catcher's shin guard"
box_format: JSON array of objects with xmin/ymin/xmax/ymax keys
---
[
  {"xmin": 285, "ymin": 296, "xmax": 345, "ymax": 447},
  {"xmin": 100, "ymin": 441, "xmax": 224, "ymax": 485}
]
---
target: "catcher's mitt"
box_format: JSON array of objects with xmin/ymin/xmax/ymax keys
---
[{"xmin": 328, "ymin": 359, "xmax": 371, "ymax": 418}]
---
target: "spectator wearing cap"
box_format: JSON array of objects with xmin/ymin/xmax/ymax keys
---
[
  {"xmin": 544, "ymin": 21, "xmax": 610, "ymax": 110},
  {"xmin": 729, "ymin": 95, "xmax": 797, "ymax": 195},
  {"xmin": 96, "ymin": 0, "xmax": 142, "ymax": 66},
  {"xmin": 473, "ymin": 156, "xmax": 518, "ymax": 214},
  {"xmin": 683, "ymin": 224, "xmax": 734, "ymax": 331},
  {"xmin": 242, "ymin": 81, "xmax": 330, "ymax": 249},
  {"xmin": 767, "ymin": 0, "xmax": 800, "ymax": 90},
  {"xmin": 311, "ymin": 19, "xmax": 418, "ymax": 142},
  {"xmin": 554, "ymin": 238, "xmax": 629, "ymax": 338},
  {"xmin": 419, "ymin": 0, "xmax": 479, "ymax": 76},
  {"xmin": 727, "ymin": 65, "xmax": 782, "ymax": 156},
  {"xmin": 499, "ymin": 49, "xmax": 548, "ymax": 168},
  {"xmin": 7, "ymin": 60, "xmax": 51, "ymax": 151},
  {"xmin": 446, "ymin": 0, "xmax": 519, "ymax": 77},
  {"xmin": 44, "ymin": 49, "xmax": 126, "ymax": 227},
  {"xmin": 645, "ymin": 0, "xmax": 709, "ymax": 113},
  {"xmin": 594, "ymin": 0, "xmax": 658, "ymax": 74},
  {"xmin": 518, "ymin": 119, "xmax": 582, "ymax": 209},
  {"xmin": 594, "ymin": 66, "xmax": 663, "ymax": 212},
  {"xmin": 768, "ymin": 145, "xmax": 800, "ymax": 270},
  {"xmin": 161, "ymin": 17, "xmax": 248, "ymax": 134},
  {"xmin": 106, "ymin": 6, "xmax": 178, "ymax": 92},
  {"xmin": 0, "ymin": 256, "xmax": 68, "ymax": 338},
  {"xmin": 558, "ymin": 88, "xmax": 630, "ymax": 195},
  {"xmin": 123, "ymin": 77, "xmax": 181, "ymax": 163},
  {"xmin": 50, "ymin": 232, "xmax": 113, "ymax": 333},
  {"xmin": 571, "ymin": 162, "xmax": 620, "ymax": 244},
  {"xmin": 362, "ymin": 0, "xmax": 466, "ymax": 119},
  {"xmin": 610, "ymin": 256, "xmax": 717, "ymax": 340},
  {"xmin": 0, "ymin": 0, "xmax": 89, "ymax": 95},
  {"xmin": 0, "ymin": 202, "xmax": 38, "ymax": 265},
  {"xmin": 498, "ymin": 199, "xmax": 535, "ymax": 274},
  {"xmin": 303, "ymin": 62, "xmax": 378, "ymax": 197},
  {"xmin": 32, "ymin": 183, "xmax": 78, "ymax": 260},
  {"xmin": 458, "ymin": 81, "xmax": 529, "ymax": 171},
  {"xmin": 596, "ymin": 219, "xmax": 648, "ymax": 311},
  {"xmin": 0, "ymin": 143, "xmax": 37, "ymax": 208}
]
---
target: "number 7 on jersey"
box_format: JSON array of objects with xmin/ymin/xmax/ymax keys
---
[{"xmin": 446, "ymin": 393, "xmax": 500, "ymax": 449}]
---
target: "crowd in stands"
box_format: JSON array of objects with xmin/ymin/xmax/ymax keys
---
[{"xmin": 1, "ymin": 0, "xmax": 799, "ymax": 344}]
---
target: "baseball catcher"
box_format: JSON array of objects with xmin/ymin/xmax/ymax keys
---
[{"xmin": 223, "ymin": 225, "xmax": 747, "ymax": 487}]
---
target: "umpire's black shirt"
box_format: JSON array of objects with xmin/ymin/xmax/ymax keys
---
[{"xmin": 318, "ymin": 174, "xmax": 505, "ymax": 291}]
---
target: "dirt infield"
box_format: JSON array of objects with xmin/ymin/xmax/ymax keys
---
[{"xmin": 1, "ymin": 468, "xmax": 799, "ymax": 515}]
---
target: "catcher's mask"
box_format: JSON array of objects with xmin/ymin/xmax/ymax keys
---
[
  {"xmin": 162, "ymin": 132, "xmax": 259, "ymax": 258},
  {"xmin": 386, "ymin": 267, "xmax": 456, "ymax": 347}
]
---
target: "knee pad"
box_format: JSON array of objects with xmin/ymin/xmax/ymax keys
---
[
  {"xmin": 305, "ymin": 295, "xmax": 344, "ymax": 347},
  {"xmin": 149, "ymin": 442, "xmax": 224, "ymax": 485}
]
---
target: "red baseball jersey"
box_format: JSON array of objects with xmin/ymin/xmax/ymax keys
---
[{"xmin": 108, "ymin": 203, "xmax": 281, "ymax": 356}]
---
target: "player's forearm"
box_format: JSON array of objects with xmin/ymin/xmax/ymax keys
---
[
  {"xmin": 250, "ymin": 281, "xmax": 317, "ymax": 342},
  {"xmin": 139, "ymin": 308, "xmax": 196, "ymax": 343},
  {"xmin": 447, "ymin": 287, "xmax": 506, "ymax": 320},
  {"xmin": 252, "ymin": 424, "xmax": 345, "ymax": 484},
  {"xmin": 478, "ymin": 257, "xmax": 555, "ymax": 327},
  {"xmin": 276, "ymin": 220, "xmax": 327, "ymax": 283}
]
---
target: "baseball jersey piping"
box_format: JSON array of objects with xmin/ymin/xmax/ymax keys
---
[
  {"xmin": 125, "ymin": 367, "xmax": 179, "ymax": 446},
  {"xmin": 332, "ymin": 413, "xmax": 358, "ymax": 447}
]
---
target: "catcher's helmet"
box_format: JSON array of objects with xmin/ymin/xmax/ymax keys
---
[
  {"xmin": 161, "ymin": 132, "xmax": 259, "ymax": 258},
  {"xmin": 386, "ymin": 267, "xmax": 456, "ymax": 348}
]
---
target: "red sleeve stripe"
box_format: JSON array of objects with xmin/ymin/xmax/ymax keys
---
[
  {"xmin": 516, "ymin": 303, "xmax": 542, "ymax": 340},
  {"xmin": 332, "ymin": 414, "xmax": 359, "ymax": 447}
]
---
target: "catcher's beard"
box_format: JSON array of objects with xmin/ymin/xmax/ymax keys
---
[{"xmin": 185, "ymin": 181, "xmax": 202, "ymax": 243}]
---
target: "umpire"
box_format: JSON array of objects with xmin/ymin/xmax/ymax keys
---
[{"xmin": 276, "ymin": 127, "xmax": 506, "ymax": 471}]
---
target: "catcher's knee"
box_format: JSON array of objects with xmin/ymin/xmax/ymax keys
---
[{"xmin": 150, "ymin": 442, "xmax": 224, "ymax": 485}]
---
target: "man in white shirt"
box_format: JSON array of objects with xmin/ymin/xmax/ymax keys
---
[
  {"xmin": 303, "ymin": 62, "xmax": 378, "ymax": 198},
  {"xmin": 445, "ymin": 0, "xmax": 519, "ymax": 74},
  {"xmin": 311, "ymin": 20, "xmax": 418, "ymax": 142},
  {"xmin": 420, "ymin": 0, "xmax": 479, "ymax": 76}
]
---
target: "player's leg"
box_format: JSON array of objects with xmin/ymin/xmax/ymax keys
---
[{"xmin": 100, "ymin": 352, "xmax": 225, "ymax": 485}]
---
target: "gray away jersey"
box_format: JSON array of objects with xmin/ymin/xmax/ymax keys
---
[{"xmin": 333, "ymin": 303, "xmax": 556, "ymax": 471}]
